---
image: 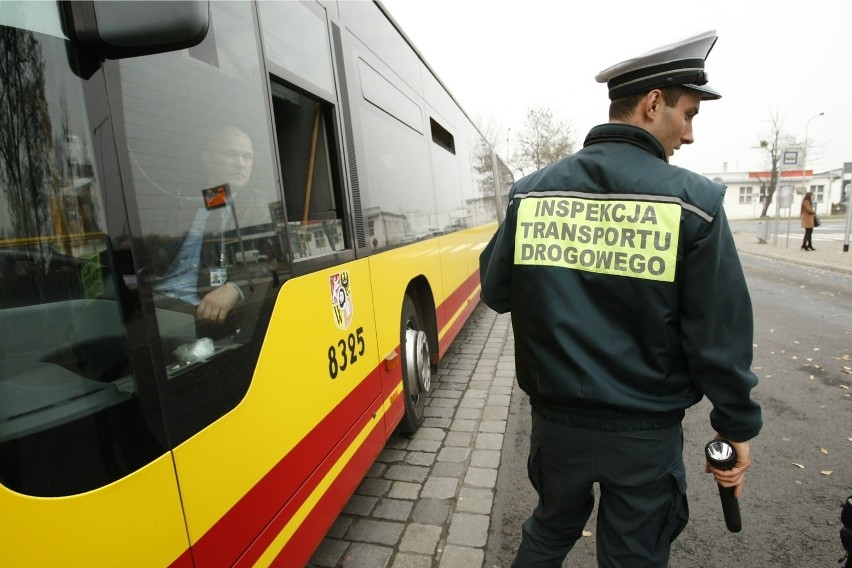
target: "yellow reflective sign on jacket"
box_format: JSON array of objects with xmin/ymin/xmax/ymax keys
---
[{"xmin": 514, "ymin": 196, "xmax": 681, "ymax": 282}]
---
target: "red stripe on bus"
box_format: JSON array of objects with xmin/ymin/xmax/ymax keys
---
[
  {"xmin": 269, "ymin": 395, "xmax": 400, "ymax": 567},
  {"xmin": 234, "ymin": 391, "xmax": 389, "ymax": 567},
  {"xmin": 175, "ymin": 366, "xmax": 385, "ymax": 567}
]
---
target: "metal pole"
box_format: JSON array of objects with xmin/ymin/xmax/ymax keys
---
[{"xmin": 844, "ymin": 182, "xmax": 851, "ymax": 252}]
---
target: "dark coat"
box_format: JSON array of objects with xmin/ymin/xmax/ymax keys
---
[{"xmin": 479, "ymin": 123, "xmax": 762, "ymax": 441}]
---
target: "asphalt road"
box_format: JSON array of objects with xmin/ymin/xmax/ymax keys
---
[{"xmin": 485, "ymin": 250, "xmax": 852, "ymax": 567}]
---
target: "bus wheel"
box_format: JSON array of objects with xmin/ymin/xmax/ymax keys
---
[{"xmin": 399, "ymin": 294, "xmax": 430, "ymax": 433}]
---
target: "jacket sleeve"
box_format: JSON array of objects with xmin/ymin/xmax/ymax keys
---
[
  {"xmin": 479, "ymin": 203, "xmax": 516, "ymax": 314},
  {"xmin": 679, "ymin": 205, "xmax": 763, "ymax": 442}
]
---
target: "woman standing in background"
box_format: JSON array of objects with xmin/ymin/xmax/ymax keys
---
[{"xmin": 800, "ymin": 192, "xmax": 816, "ymax": 251}]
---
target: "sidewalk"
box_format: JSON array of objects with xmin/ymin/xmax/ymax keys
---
[
  {"xmin": 731, "ymin": 226, "xmax": 852, "ymax": 274},
  {"xmin": 308, "ymin": 306, "xmax": 514, "ymax": 568}
]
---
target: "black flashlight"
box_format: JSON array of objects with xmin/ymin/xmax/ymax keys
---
[{"xmin": 705, "ymin": 439, "xmax": 742, "ymax": 533}]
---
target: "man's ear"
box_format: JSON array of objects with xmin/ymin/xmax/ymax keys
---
[{"xmin": 644, "ymin": 89, "xmax": 664, "ymax": 119}]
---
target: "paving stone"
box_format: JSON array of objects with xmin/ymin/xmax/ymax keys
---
[
  {"xmin": 464, "ymin": 467, "xmax": 497, "ymax": 489},
  {"xmin": 430, "ymin": 397, "xmax": 459, "ymax": 408},
  {"xmin": 411, "ymin": 498, "xmax": 451, "ymax": 525},
  {"xmin": 388, "ymin": 481, "xmax": 421, "ymax": 500},
  {"xmin": 487, "ymin": 394, "xmax": 511, "ymax": 406},
  {"xmin": 470, "ymin": 449, "xmax": 501, "ymax": 469},
  {"xmin": 404, "ymin": 451, "xmax": 436, "ymax": 467},
  {"xmin": 398, "ymin": 523, "xmax": 442, "ymax": 555},
  {"xmin": 373, "ymin": 498, "xmax": 414, "ymax": 522},
  {"xmin": 422, "ymin": 417, "xmax": 452, "ymax": 428},
  {"xmin": 405, "ymin": 440, "xmax": 442, "ymax": 453},
  {"xmin": 309, "ymin": 538, "xmax": 348, "ymax": 567},
  {"xmin": 443, "ymin": 432, "xmax": 473, "ymax": 447},
  {"xmin": 430, "ymin": 461, "xmax": 465, "ymax": 478},
  {"xmin": 339, "ymin": 542, "xmax": 393, "ymax": 568},
  {"xmin": 325, "ymin": 515, "xmax": 353, "ymax": 538},
  {"xmin": 366, "ymin": 462, "xmax": 388, "ymax": 478},
  {"xmin": 345, "ymin": 519, "xmax": 405, "ymax": 546},
  {"xmin": 377, "ymin": 449, "xmax": 407, "ymax": 463},
  {"xmin": 446, "ymin": 513, "xmax": 490, "ymax": 547},
  {"xmin": 454, "ymin": 407, "xmax": 482, "ymax": 420},
  {"xmin": 456, "ymin": 487, "xmax": 493, "ymax": 514},
  {"xmin": 449, "ymin": 418, "xmax": 476, "ymax": 432},
  {"xmin": 343, "ymin": 494, "xmax": 378, "ymax": 516},
  {"xmin": 482, "ymin": 406, "xmax": 509, "ymax": 421},
  {"xmin": 411, "ymin": 427, "xmax": 445, "ymax": 441},
  {"xmin": 357, "ymin": 477, "xmax": 392, "ymax": 497},
  {"xmin": 478, "ymin": 419, "xmax": 506, "ymax": 433},
  {"xmin": 391, "ymin": 552, "xmax": 433, "ymax": 568},
  {"xmin": 384, "ymin": 464, "xmax": 429, "ymax": 483},
  {"xmin": 458, "ymin": 397, "xmax": 485, "ymax": 409},
  {"xmin": 437, "ymin": 545, "xmax": 485, "ymax": 568},
  {"xmin": 420, "ymin": 476, "xmax": 458, "ymax": 499},
  {"xmin": 474, "ymin": 432, "xmax": 504, "ymax": 450},
  {"xmin": 437, "ymin": 447, "xmax": 471, "ymax": 463}
]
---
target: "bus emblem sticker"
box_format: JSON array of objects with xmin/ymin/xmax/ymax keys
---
[{"xmin": 330, "ymin": 271, "xmax": 353, "ymax": 330}]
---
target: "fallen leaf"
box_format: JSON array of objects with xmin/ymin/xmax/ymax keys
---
[
  {"xmin": 582, "ymin": 531, "xmax": 593, "ymax": 537},
  {"xmin": 840, "ymin": 385, "xmax": 849, "ymax": 390},
  {"xmin": 820, "ymin": 448, "xmax": 829, "ymax": 454},
  {"xmin": 792, "ymin": 463, "xmax": 805, "ymax": 469},
  {"xmin": 821, "ymin": 471, "xmax": 833, "ymax": 476},
  {"xmin": 809, "ymin": 375, "xmax": 816, "ymax": 380}
]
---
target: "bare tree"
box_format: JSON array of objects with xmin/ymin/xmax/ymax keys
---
[
  {"xmin": 755, "ymin": 110, "xmax": 796, "ymax": 218},
  {"xmin": 0, "ymin": 27, "xmax": 54, "ymax": 238},
  {"xmin": 513, "ymin": 106, "xmax": 575, "ymax": 174}
]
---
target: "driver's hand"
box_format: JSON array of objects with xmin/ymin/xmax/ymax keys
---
[{"xmin": 197, "ymin": 282, "xmax": 240, "ymax": 323}]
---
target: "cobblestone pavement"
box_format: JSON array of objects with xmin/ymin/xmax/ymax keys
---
[{"xmin": 308, "ymin": 306, "xmax": 514, "ymax": 568}]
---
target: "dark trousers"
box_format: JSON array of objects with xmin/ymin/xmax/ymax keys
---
[
  {"xmin": 512, "ymin": 410, "xmax": 688, "ymax": 568},
  {"xmin": 802, "ymin": 228, "xmax": 814, "ymax": 248}
]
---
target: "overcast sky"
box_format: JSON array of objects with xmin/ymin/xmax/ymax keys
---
[{"xmin": 379, "ymin": 0, "xmax": 852, "ymax": 177}]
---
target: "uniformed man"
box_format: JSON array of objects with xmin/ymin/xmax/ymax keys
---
[{"xmin": 480, "ymin": 31, "xmax": 762, "ymax": 567}]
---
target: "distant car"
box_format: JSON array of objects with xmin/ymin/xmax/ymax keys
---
[{"xmin": 234, "ymin": 249, "xmax": 267, "ymax": 264}]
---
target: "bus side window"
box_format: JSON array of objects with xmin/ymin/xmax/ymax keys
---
[
  {"xmin": 270, "ymin": 82, "xmax": 348, "ymax": 260},
  {"xmin": 118, "ymin": 1, "xmax": 283, "ymax": 444}
]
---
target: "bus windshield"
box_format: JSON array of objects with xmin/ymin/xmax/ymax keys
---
[{"xmin": 0, "ymin": 1, "xmax": 164, "ymax": 496}]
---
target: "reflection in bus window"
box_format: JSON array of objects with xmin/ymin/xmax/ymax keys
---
[
  {"xmin": 119, "ymin": 1, "xmax": 283, "ymax": 444},
  {"xmin": 0, "ymin": 5, "xmax": 164, "ymax": 496},
  {"xmin": 270, "ymin": 81, "xmax": 348, "ymax": 260}
]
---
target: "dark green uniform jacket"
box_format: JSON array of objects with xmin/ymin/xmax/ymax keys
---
[{"xmin": 480, "ymin": 123, "xmax": 762, "ymax": 442}]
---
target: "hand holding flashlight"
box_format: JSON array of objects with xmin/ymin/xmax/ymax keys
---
[{"xmin": 705, "ymin": 439, "xmax": 742, "ymax": 533}]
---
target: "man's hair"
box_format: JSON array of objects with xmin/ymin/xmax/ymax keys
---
[{"xmin": 608, "ymin": 86, "xmax": 693, "ymax": 121}]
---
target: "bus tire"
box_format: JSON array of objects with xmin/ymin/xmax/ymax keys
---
[{"xmin": 398, "ymin": 294, "xmax": 430, "ymax": 433}]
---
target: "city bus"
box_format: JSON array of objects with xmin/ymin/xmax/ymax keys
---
[{"xmin": 0, "ymin": 1, "xmax": 513, "ymax": 566}]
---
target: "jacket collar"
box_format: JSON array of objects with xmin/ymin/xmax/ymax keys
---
[{"xmin": 583, "ymin": 123, "xmax": 668, "ymax": 163}]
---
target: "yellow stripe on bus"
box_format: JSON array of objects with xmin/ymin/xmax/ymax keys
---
[
  {"xmin": 253, "ymin": 388, "xmax": 397, "ymax": 566},
  {"xmin": 438, "ymin": 284, "xmax": 481, "ymax": 342}
]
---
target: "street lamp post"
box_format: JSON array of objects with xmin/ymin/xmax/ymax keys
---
[{"xmin": 802, "ymin": 112, "xmax": 824, "ymax": 199}]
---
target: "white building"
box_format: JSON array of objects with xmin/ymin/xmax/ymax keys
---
[{"xmin": 706, "ymin": 167, "xmax": 845, "ymax": 220}]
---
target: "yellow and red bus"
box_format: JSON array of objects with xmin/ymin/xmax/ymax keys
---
[{"xmin": 0, "ymin": 1, "xmax": 513, "ymax": 565}]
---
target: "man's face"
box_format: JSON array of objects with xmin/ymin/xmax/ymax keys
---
[
  {"xmin": 203, "ymin": 127, "xmax": 254, "ymax": 189},
  {"xmin": 648, "ymin": 90, "xmax": 703, "ymax": 158}
]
